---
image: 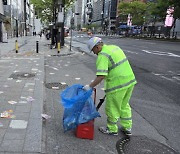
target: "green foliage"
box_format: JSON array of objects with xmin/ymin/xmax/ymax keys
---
[
  {"xmin": 30, "ymin": 0, "xmax": 54, "ymax": 24},
  {"xmin": 150, "ymin": 0, "xmax": 180, "ymax": 20},
  {"xmin": 118, "ymin": 1, "xmax": 147, "ymax": 25},
  {"xmin": 30, "ymin": 0, "xmax": 76, "ymax": 24},
  {"xmin": 118, "ymin": 0, "xmax": 180, "ymax": 26}
]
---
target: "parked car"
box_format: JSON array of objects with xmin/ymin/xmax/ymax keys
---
[{"xmin": 129, "ymin": 26, "xmax": 142, "ymax": 35}]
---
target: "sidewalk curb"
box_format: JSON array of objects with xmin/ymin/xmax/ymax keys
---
[{"xmin": 23, "ymin": 56, "xmax": 44, "ymax": 153}]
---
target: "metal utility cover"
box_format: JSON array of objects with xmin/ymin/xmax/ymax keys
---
[{"xmin": 116, "ymin": 136, "xmax": 177, "ymax": 154}]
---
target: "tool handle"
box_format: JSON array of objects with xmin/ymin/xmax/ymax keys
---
[
  {"xmin": 93, "ymin": 88, "xmax": 96, "ymax": 104},
  {"xmin": 96, "ymin": 95, "xmax": 106, "ymax": 111}
]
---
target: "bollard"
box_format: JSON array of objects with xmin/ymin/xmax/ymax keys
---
[
  {"xmin": 57, "ymin": 42, "xmax": 60, "ymax": 53},
  {"xmin": 36, "ymin": 41, "xmax": 39, "ymax": 53},
  {"xmin": 15, "ymin": 40, "xmax": 18, "ymax": 53}
]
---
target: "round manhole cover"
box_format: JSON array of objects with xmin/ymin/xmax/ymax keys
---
[
  {"xmin": 45, "ymin": 82, "xmax": 67, "ymax": 90},
  {"xmin": 9, "ymin": 72, "xmax": 35, "ymax": 79},
  {"xmin": 116, "ymin": 136, "xmax": 177, "ymax": 154}
]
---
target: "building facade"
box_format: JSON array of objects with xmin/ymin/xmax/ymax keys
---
[
  {"xmin": 0, "ymin": 0, "xmax": 37, "ymax": 41},
  {"xmin": 0, "ymin": 0, "xmax": 8, "ymax": 42}
]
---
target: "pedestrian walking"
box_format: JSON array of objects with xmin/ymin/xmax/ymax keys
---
[{"xmin": 84, "ymin": 37, "xmax": 137, "ymax": 136}]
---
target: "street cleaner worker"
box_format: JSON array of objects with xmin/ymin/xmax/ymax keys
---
[{"xmin": 84, "ymin": 37, "xmax": 137, "ymax": 136}]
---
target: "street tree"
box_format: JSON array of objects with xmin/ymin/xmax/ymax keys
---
[
  {"xmin": 151, "ymin": 0, "xmax": 180, "ymax": 36},
  {"xmin": 118, "ymin": 1, "xmax": 147, "ymax": 26},
  {"xmin": 30, "ymin": 0, "xmax": 75, "ymax": 24},
  {"xmin": 152, "ymin": 0, "xmax": 180, "ymax": 20}
]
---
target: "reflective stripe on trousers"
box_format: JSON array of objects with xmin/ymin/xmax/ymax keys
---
[{"xmin": 105, "ymin": 79, "xmax": 136, "ymax": 93}]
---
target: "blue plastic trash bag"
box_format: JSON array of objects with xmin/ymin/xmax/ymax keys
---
[
  {"xmin": 60, "ymin": 84, "xmax": 100, "ymax": 132},
  {"xmin": 78, "ymin": 97, "xmax": 100, "ymax": 124}
]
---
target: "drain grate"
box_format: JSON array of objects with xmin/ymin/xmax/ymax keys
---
[
  {"xmin": 9, "ymin": 72, "xmax": 35, "ymax": 79},
  {"xmin": 45, "ymin": 82, "xmax": 67, "ymax": 90},
  {"xmin": 116, "ymin": 136, "xmax": 177, "ymax": 154}
]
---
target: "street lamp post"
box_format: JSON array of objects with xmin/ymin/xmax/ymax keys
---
[
  {"xmin": 101, "ymin": 0, "xmax": 105, "ymax": 33},
  {"xmin": 70, "ymin": 12, "xmax": 79, "ymax": 51},
  {"xmin": 60, "ymin": 0, "xmax": 65, "ymax": 47},
  {"xmin": 24, "ymin": 0, "xmax": 27, "ymax": 36},
  {"xmin": 108, "ymin": 0, "xmax": 111, "ymax": 34},
  {"xmin": 70, "ymin": 14, "xmax": 74, "ymax": 52}
]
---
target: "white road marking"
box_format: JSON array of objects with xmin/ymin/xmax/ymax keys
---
[
  {"xmin": 172, "ymin": 76, "xmax": 180, "ymax": 81},
  {"xmin": 124, "ymin": 50, "xmax": 138, "ymax": 54},
  {"xmin": 152, "ymin": 72, "xmax": 180, "ymax": 84},
  {"xmin": 142, "ymin": 50, "xmax": 151, "ymax": 54},
  {"xmin": 142, "ymin": 50, "xmax": 180, "ymax": 57}
]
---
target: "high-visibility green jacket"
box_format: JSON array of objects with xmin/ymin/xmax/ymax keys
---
[{"xmin": 96, "ymin": 44, "xmax": 137, "ymax": 94}]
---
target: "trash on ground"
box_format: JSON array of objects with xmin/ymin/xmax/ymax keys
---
[
  {"xmin": 1, "ymin": 110, "xmax": 15, "ymax": 118},
  {"xmin": 19, "ymin": 101, "xmax": 27, "ymax": 104},
  {"xmin": 26, "ymin": 96, "xmax": 35, "ymax": 102},
  {"xmin": 41, "ymin": 114, "xmax": 51, "ymax": 119},
  {"xmin": 0, "ymin": 91, "xmax": 4, "ymax": 94},
  {"xmin": 3, "ymin": 85, "xmax": 9, "ymax": 88},
  {"xmin": 16, "ymin": 80, "xmax": 22, "ymax": 83},
  {"xmin": 20, "ymin": 96, "xmax": 26, "ymax": 99},
  {"xmin": 61, "ymin": 82, "xmax": 66, "ymax": 85},
  {"xmin": 7, "ymin": 78, "xmax": 13, "ymax": 80},
  {"xmin": 8, "ymin": 101, "xmax": 17, "ymax": 105},
  {"xmin": 52, "ymin": 87, "xmax": 59, "ymax": 90}
]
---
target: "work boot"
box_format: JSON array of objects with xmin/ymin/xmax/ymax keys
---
[
  {"xmin": 120, "ymin": 127, "xmax": 132, "ymax": 136},
  {"xmin": 99, "ymin": 127, "xmax": 118, "ymax": 136}
]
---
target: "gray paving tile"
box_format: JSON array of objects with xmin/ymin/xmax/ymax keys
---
[
  {"xmin": 0, "ymin": 128, "xmax": 6, "ymax": 140},
  {"xmin": 0, "ymin": 120, "xmax": 10, "ymax": 129},
  {"xmin": 0, "ymin": 139, "xmax": 24, "ymax": 152},
  {"xmin": 13, "ymin": 112, "xmax": 29, "ymax": 120},
  {"xmin": 4, "ymin": 129, "xmax": 26, "ymax": 140},
  {"xmin": 15, "ymin": 105, "xmax": 31, "ymax": 113}
]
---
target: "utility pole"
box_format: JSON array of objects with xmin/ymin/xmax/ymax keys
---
[
  {"xmin": 24, "ymin": 0, "xmax": 27, "ymax": 36},
  {"xmin": 51, "ymin": 0, "xmax": 56, "ymax": 48},
  {"xmin": 60, "ymin": 0, "xmax": 65, "ymax": 47},
  {"xmin": 101, "ymin": 0, "xmax": 105, "ymax": 32}
]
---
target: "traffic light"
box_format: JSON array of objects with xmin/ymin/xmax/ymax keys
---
[{"xmin": 3, "ymin": 0, "xmax": 7, "ymax": 5}]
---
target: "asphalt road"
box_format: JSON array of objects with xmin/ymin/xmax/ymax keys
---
[{"xmin": 68, "ymin": 32, "xmax": 180, "ymax": 152}]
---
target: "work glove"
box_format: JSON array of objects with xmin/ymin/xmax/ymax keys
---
[{"xmin": 83, "ymin": 85, "xmax": 92, "ymax": 91}]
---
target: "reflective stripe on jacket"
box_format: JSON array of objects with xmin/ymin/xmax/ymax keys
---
[{"xmin": 96, "ymin": 44, "xmax": 137, "ymax": 93}]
